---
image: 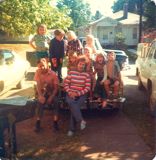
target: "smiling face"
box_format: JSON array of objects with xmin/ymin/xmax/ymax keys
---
[
  {"xmin": 107, "ymin": 52, "xmax": 116, "ymax": 61},
  {"xmin": 77, "ymin": 61, "xmax": 86, "ymax": 72},
  {"xmin": 38, "ymin": 26, "xmax": 46, "ymax": 35},
  {"xmin": 84, "ymin": 47, "xmax": 92, "ymax": 58},
  {"xmin": 96, "ymin": 54, "xmax": 104, "ymax": 64},
  {"xmin": 37, "ymin": 58, "xmax": 48, "ymax": 73}
]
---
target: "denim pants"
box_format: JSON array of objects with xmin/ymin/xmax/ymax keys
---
[{"xmin": 66, "ymin": 94, "xmax": 87, "ymax": 131}]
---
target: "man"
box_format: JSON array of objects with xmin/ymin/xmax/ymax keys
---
[
  {"xmin": 34, "ymin": 58, "xmax": 59, "ymax": 132},
  {"xmin": 64, "ymin": 57, "xmax": 91, "ymax": 136}
]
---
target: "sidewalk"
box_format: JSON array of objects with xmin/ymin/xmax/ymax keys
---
[{"xmin": 81, "ymin": 112, "xmax": 154, "ymax": 160}]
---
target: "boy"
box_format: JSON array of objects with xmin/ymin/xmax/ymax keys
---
[
  {"xmin": 104, "ymin": 52, "xmax": 121, "ymax": 98},
  {"xmin": 49, "ymin": 29, "xmax": 65, "ymax": 83}
]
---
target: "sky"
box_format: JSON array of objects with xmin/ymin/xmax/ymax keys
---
[{"xmin": 85, "ymin": 0, "xmax": 116, "ymax": 16}]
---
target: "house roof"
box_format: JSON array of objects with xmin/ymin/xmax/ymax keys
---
[
  {"xmin": 110, "ymin": 11, "xmax": 140, "ymax": 25},
  {"xmin": 88, "ymin": 10, "xmax": 141, "ymax": 26}
]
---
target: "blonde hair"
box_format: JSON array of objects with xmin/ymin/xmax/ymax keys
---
[
  {"xmin": 84, "ymin": 46, "xmax": 92, "ymax": 54},
  {"xmin": 37, "ymin": 24, "xmax": 47, "ymax": 34},
  {"xmin": 86, "ymin": 34, "xmax": 94, "ymax": 43},
  {"xmin": 66, "ymin": 30, "xmax": 77, "ymax": 41}
]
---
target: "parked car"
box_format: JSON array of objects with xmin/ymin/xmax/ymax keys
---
[
  {"xmin": 136, "ymin": 39, "xmax": 156, "ymax": 116},
  {"xmin": 0, "ymin": 49, "xmax": 30, "ymax": 95},
  {"xmin": 103, "ymin": 49, "xmax": 130, "ymax": 70}
]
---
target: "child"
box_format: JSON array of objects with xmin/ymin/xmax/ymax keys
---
[
  {"xmin": 49, "ymin": 29, "xmax": 65, "ymax": 83},
  {"xmin": 94, "ymin": 53, "xmax": 107, "ymax": 107},
  {"xmin": 67, "ymin": 52, "xmax": 78, "ymax": 72},
  {"xmin": 104, "ymin": 52, "xmax": 122, "ymax": 98},
  {"xmin": 29, "ymin": 24, "xmax": 51, "ymax": 60},
  {"xmin": 83, "ymin": 47, "xmax": 95, "ymax": 95},
  {"xmin": 66, "ymin": 30, "xmax": 83, "ymax": 56},
  {"xmin": 85, "ymin": 34, "xmax": 97, "ymax": 54}
]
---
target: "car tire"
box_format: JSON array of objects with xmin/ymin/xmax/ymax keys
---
[
  {"xmin": 138, "ymin": 74, "xmax": 144, "ymax": 90},
  {"xmin": 147, "ymin": 86, "xmax": 156, "ymax": 117}
]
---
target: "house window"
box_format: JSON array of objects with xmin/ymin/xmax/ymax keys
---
[{"xmin": 133, "ymin": 28, "xmax": 137, "ymax": 39}]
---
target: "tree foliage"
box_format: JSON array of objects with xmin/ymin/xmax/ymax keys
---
[
  {"xmin": 0, "ymin": 0, "xmax": 72, "ymax": 36},
  {"xmin": 57, "ymin": 0, "xmax": 92, "ymax": 30},
  {"xmin": 112, "ymin": 0, "xmax": 156, "ymax": 28},
  {"xmin": 112, "ymin": 0, "xmax": 140, "ymax": 13},
  {"xmin": 143, "ymin": 0, "xmax": 156, "ymax": 28}
]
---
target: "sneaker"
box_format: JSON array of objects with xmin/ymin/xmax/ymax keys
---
[
  {"xmin": 80, "ymin": 121, "xmax": 86, "ymax": 130},
  {"xmin": 67, "ymin": 131, "xmax": 74, "ymax": 137}
]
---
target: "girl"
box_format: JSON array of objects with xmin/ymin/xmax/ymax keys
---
[
  {"xmin": 85, "ymin": 34, "xmax": 97, "ymax": 55},
  {"xmin": 94, "ymin": 53, "xmax": 107, "ymax": 108},
  {"xmin": 66, "ymin": 30, "xmax": 83, "ymax": 56},
  {"xmin": 29, "ymin": 24, "xmax": 51, "ymax": 60}
]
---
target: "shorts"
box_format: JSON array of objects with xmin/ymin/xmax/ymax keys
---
[{"xmin": 36, "ymin": 51, "xmax": 49, "ymax": 59}]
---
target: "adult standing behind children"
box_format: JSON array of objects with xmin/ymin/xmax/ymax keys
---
[
  {"xmin": 29, "ymin": 24, "xmax": 51, "ymax": 60},
  {"xmin": 49, "ymin": 29, "xmax": 65, "ymax": 83},
  {"xmin": 66, "ymin": 30, "xmax": 83, "ymax": 56}
]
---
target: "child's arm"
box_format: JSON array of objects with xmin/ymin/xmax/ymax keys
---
[
  {"xmin": 29, "ymin": 36, "xmax": 36, "ymax": 50},
  {"xmin": 101, "ymin": 64, "xmax": 107, "ymax": 83}
]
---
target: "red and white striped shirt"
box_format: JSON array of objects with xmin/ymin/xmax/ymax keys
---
[{"xmin": 64, "ymin": 71, "xmax": 91, "ymax": 96}]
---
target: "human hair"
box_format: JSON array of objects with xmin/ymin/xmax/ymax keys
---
[
  {"xmin": 107, "ymin": 51, "xmax": 116, "ymax": 59},
  {"xmin": 84, "ymin": 46, "xmax": 92, "ymax": 54},
  {"xmin": 66, "ymin": 30, "xmax": 77, "ymax": 41},
  {"xmin": 54, "ymin": 29, "xmax": 65, "ymax": 36},
  {"xmin": 95, "ymin": 53, "xmax": 105, "ymax": 62},
  {"xmin": 86, "ymin": 34, "xmax": 94, "ymax": 44},
  {"xmin": 37, "ymin": 24, "xmax": 47, "ymax": 34},
  {"xmin": 86, "ymin": 34, "xmax": 94, "ymax": 41},
  {"xmin": 77, "ymin": 55, "xmax": 87, "ymax": 64}
]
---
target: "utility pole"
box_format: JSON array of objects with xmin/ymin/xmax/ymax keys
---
[{"xmin": 139, "ymin": 0, "xmax": 143, "ymax": 43}]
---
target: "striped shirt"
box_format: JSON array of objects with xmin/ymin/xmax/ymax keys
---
[{"xmin": 64, "ymin": 71, "xmax": 91, "ymax": 96}]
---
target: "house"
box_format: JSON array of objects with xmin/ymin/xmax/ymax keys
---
[{"xmin": 77, "ymin": 4, "xmax": 142, "ymax": 46}]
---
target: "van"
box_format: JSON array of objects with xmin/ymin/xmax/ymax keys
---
[{"xmin": 136, "ymin": 39, "xmax": 156, "ymax": 116}]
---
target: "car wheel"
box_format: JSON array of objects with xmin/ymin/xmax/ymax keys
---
[
  {"xmin": 138, "ymin": 73, "xmax": 144, "ymax": 90},
  {"xmin": 147, "ymin": 87, "xmax": 156, "ymax": 117},
  {"xmin": 16, "ymin": 78, "xmax": 25, "ymax": 89}
]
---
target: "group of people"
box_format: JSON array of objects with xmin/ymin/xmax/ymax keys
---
[{"xmin": 29, "ymin": 24, "xmax": 123, "ymax": 136}]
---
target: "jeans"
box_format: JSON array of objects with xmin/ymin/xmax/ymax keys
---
[{"xmin": 66, "ymin": 94, "xmax": 87, "ymax": 131}]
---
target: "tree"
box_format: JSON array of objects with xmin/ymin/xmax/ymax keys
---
[
  {"xmin": 57, "ymin": 0, "xmax": 92, "ymax": 30},
  {"xmin": 0, "ymin": 0, "xmax": 72, "ymax": 36},
  {"xmin": 112, "ymin": 0, "xmax": 140, "ymax": 13},
  {"xmin": 143, "ymin": 0, "xmax": 156, "ymax": 28}
]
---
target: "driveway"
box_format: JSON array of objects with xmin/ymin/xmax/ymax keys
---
[{"xmin": 1, "ymin": 64, "xmax": 155, "ymax": 160}]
